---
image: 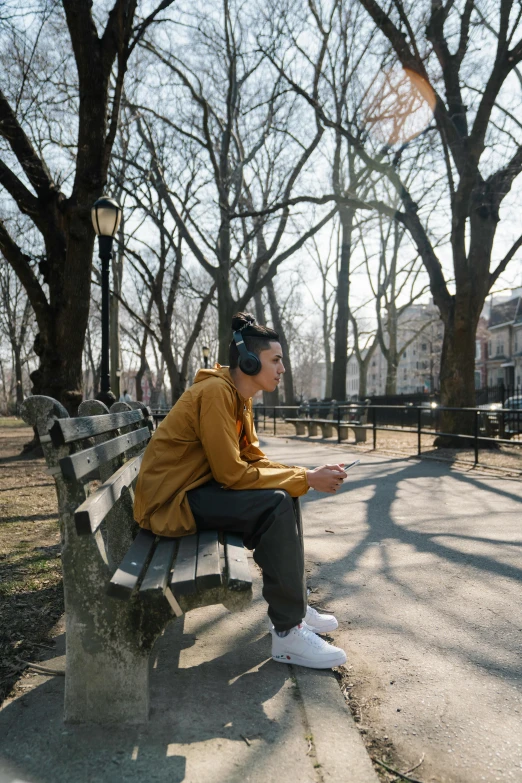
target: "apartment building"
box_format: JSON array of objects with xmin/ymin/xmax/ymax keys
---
[{"xmin": 478, "ymin": 291, "xmax": 522, "ymax": 390}]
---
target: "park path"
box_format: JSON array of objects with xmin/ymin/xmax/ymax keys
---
[{"xmin": 261, "ymin": 435, "xmax": 522, "ymax": 783}]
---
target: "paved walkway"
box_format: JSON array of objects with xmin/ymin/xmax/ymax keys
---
[
  {"xmin": 1, "ymin": 436, "xmax": 521, "ymax": 783},
  {"xmin": 265, "ymin": 436, "xmax": 522, "ymax": 783}
]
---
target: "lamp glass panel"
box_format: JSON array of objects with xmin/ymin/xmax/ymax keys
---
[{"xmin": 92, "ymin": 206, "xmax": 122, "ymax": 237}]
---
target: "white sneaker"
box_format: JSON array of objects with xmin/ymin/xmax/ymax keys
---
[
  {"xmin": 268, "ymin": 605, "xmax": 339, "ymax": 634},
  {"xmin": 271, "ymin": 624, "xmax": 347, "ymax": 669},
  {"xmin": 304, "ymin": 605, "xmax": 338, "ymax": 633}
]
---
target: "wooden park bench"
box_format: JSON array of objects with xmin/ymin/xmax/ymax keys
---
[
  {"xmin": 285, "ymin": 402, "xmax": 368, "ymax": 443},
  {"xmin": 21, "ymin": 395, "xmax": 253, "ymax": 725}
]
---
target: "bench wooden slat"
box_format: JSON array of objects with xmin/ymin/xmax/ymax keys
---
[
  {"xmin": 74, "ymin": 453, "xmax": 144, "ymax": 535},
  {"xmin": 225, "ymin": 533, "xmax": 252, "ymax": 590},
  {"xmin": 139, "ymin": 537, "xmax": 178, "ymax": 598},
  {"xmin": 107, "ymin": 529, "xmax": 156, "ymax": 600},
  {"xmin": 196, "ymin": 531, "xmax": 222, "ymax": 591},
  {"xmin": 170, "ymin": 534, "xmax": 198, "ymax": 596},
  {"xmin": 49, "ymin": 409, "xmax": 146, "ymax": 445},
  {"xmin": 60, "ymin": 425, "xmax": 150, "ymax": 481}
]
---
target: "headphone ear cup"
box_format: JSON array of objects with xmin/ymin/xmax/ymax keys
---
[{"xmin": 239, "ymin": 353, "xmax": 261, "ymax": 376}]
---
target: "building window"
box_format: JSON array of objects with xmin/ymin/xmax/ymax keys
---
[
  {"xmin": 488, "ymin": 341, "xmax": 492, "ymax": 357},
  {"xmin": 475, "ymin": 340, "xmax": 481, "ymax": 360},
  {"xmin": 421, "ymin": 343, "xmax": 427, "ymax": 351}
]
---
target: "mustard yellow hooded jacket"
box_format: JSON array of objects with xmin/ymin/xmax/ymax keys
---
[{"xmin": 134, "ymin": 366, "xmax": 309, "ymax": 537}]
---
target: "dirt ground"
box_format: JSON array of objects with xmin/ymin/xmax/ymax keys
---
[{"xmin": 0, "ymin": 419, "xmax": 63, "ymax": 706}]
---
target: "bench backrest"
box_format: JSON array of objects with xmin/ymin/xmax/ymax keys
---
[{"xmin": 22, "ymin": 395, "xmax": 152, "ymax": 546}]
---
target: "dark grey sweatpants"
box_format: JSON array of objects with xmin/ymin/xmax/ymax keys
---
[{"xmin": 187, "ymin": 481, "xmax": 307, "ymax": 631}]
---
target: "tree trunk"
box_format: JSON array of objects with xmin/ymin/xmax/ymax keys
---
[
  {"xmin": 332, "ymin": 206, "xmax": 355, "ymax": 401},
  {"xmin": 266, "ymin": 280, "xmax": 295, "ymax": 405},
  {"xmin": 13, "ymin": 344, "xmax": 24, "ymax": 405},
  {"xmin": 385, "ymin": 358, "xmax": 398, "ymax": 395},
  {"xmin": 252, "ymin": 289, "xmax": 278, "ymax": 406},
  {"xmin": 217, "ymin": 283, "xmax": 235, "ymax": 365},
  {"xmin": 435, "ymin": 299, "xmax": 479, "ymax": 444}
]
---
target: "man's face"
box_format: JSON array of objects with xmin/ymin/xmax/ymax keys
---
[{"xmin": 256, "ymin": 342, "xmax": 285, "ymax": 392}]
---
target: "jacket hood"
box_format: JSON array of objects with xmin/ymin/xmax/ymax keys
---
[
  {"xmin": 193, "ymin": 364, "xmax": 250, "ymax": 402},
  {"xmin": 193, "ymin": 364, "xmax": 235, "ymax": 388}
]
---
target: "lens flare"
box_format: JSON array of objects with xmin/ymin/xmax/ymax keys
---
[{"xmin": 362, "ymin": 66, "xmax": 436, "ymax": 146}]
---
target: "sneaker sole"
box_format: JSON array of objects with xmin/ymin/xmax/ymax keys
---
[
  {"xmin": 272, "ymin": 650, "xmax": 347, "ymax": 669},
  {"xmin": 305, "ymin": 621, "xmax": 339, "ymax": 633}
]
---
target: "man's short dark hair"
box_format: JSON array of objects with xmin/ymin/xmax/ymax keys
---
[{"xmin": 229, "ymin": 312, "xmax": 279, "ymax": 369}]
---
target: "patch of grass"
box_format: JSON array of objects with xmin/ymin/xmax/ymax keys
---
[{"xmin": 0, "ymin": 417, "xmax": 25, "ymax": 428}]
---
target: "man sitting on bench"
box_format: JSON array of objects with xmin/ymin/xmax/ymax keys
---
[{"xmin": 134, "ymin": 312, "xmax": 347, "ymax": 669}]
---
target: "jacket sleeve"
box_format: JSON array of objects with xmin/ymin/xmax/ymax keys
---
[
  {"xmin": 198, "ymin": 387, "xmax": 309, "ymax": 497},
  {"xmin": 242, "ymin": 420, "xmax": 300, "ymax": 470}
]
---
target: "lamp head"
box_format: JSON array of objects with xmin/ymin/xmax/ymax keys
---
[
  {"xmin": 92, "ymin": 197, "xmax": 122, "ymax": 237},
  {"xmin": 202, "ymin": 346, "xmax": 210, "ymax": 359}
]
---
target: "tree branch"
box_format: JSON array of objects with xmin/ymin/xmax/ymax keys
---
[
  {"xmin": 489, "ymin": 232, "xmax": 522, "ymax": 287},
  {"xmin": 0, "ymin": 88, "xmax": 55, "ymax": 197},
  {"xmin": 0, "ymin": 220, "xmax": 49, "ymax": 326}
]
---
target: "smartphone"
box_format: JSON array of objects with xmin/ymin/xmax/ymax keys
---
[{"xmin": 343, "ymin": 460, "xmax": 360, "ymax": 471}]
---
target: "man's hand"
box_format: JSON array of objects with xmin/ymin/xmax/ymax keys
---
[{"xmin": 306, "ymin": 463, "xmax": 347, "ymax": 493}]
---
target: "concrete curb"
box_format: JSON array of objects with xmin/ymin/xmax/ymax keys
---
[{"xmin": 294, "ymin": 667, "xmax": 379, "ymax": 783}]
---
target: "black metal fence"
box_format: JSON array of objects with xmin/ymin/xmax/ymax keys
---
[
  {"xmin": 475, "ymin": 385, "xmax": 522, "ymax": 405},
  {"xmin": 253, "ymin": 403, "xmax": 522, "ymax": 466}
]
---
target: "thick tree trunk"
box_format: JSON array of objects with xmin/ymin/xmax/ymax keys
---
[
  {"xmin": 435, "ymin": 299, "xmax": 479, "ymax": 444},
  {"xmin": 332, "ymin": 206, "xmax": 354, "ymax": 401},
  {"xmin": 385, "ymin": 358, "xmax": 398, "ymax": 395},
  {"xmin": 30, "ymin": 215, "xmax": 94, "ymax": 414},
  {"xmin": 217, "ymin": 283, "xmax": 236, "ymax": 365}
]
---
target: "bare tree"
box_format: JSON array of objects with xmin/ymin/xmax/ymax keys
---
[
  {"xmin": 274, "ymin": 0, "xmax": 522, "ymax": 439},
  {"xmin": 129, "ymin": 0, "xmax": 336, "ymax": 362},
  {"xmin": 0, "ymin": 0, "xmax": 174, "ymax": 412}
]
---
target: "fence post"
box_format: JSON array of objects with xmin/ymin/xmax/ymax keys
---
[
  {"xmin": 263, "ymin": 407, "xmax": 266, "ymax": 431},
  {"xmin": 254, "ymin": 406, "xmax": 259, "ymax": 431},
  {"xmin": 372, "ymin": 406, "xmax": 377, "ymax": 450},
  {"xmin": 337, "ymin": 406, "xmax": 341, "ymax": 445},
  {"xmin": 474, "ymin": 409, "xmax": 479, "ymax": 465},
  {"xmin": 417, "ymin": 407, "xmax": 422, "ymax": 456},
  {"xmin": 273, "ymin": 407, "xmax": 276, "ymax": 436}
]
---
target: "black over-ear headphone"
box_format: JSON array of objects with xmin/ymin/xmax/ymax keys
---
[{"xmin": 233, "ymin": 330, "xmax": 261, "ymax": 376}]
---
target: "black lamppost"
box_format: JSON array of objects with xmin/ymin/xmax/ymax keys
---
[
  {"xmin": 202, "ymin": 346, "xmax": 210, "ymax": 369},
  {"xmin": 92, "ymin": 196, "xmax": 122, "ymax": 407}
]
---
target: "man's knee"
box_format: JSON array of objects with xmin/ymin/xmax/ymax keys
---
[{"xmin": 272, "ymin": 489, "xmax": 294, "ymax": 513}]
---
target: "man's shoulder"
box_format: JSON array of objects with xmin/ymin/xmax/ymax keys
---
[{"xmin": 185, "ymin": 374, "xmax": 236, "ymax": 403}]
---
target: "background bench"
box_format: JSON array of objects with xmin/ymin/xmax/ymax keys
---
[
  {"xmin": 285, "ymin": 402, "xmax": 368, "ymax": 443},
  {"xmin": 21, "ymin": 395, "xmax": 252, "ymax": 725}
]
